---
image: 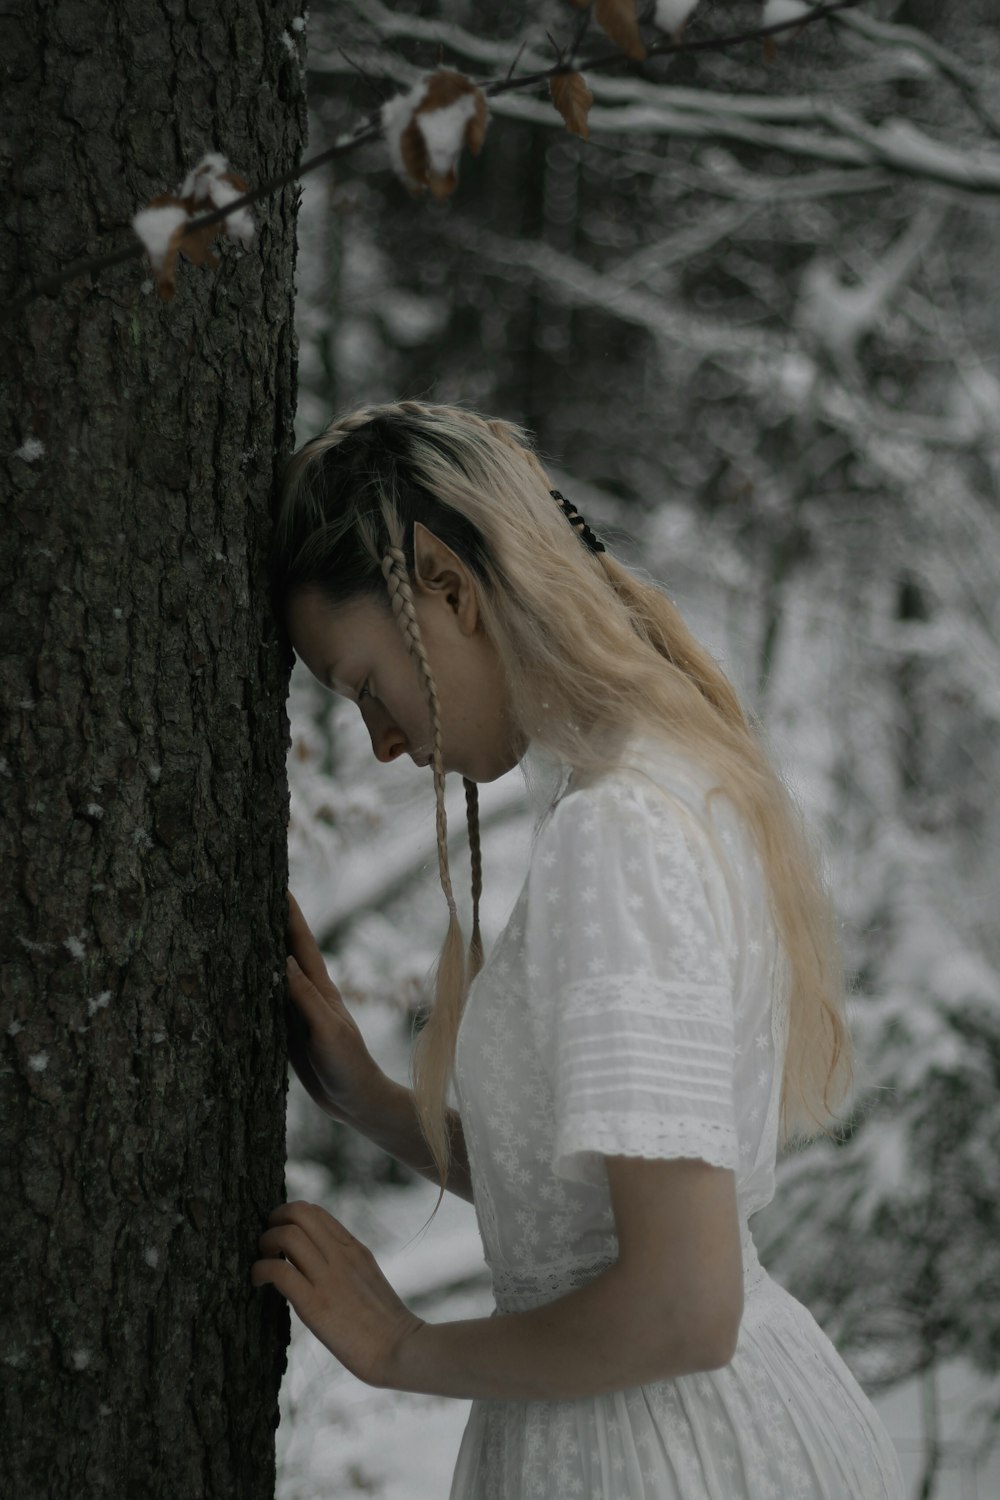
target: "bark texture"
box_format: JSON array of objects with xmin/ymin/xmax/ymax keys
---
[{"xmin": 0, "ymin": 2, "xmax": 305, "ymax": 1494}]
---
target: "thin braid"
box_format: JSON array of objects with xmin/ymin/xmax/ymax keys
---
[
  {"xmin": 463, "ymin": 777, "xmax": 484, "ymax": 977},
  {"xmin": 379, "ymin": 545, "xmax": 458, "ymax": 918}
]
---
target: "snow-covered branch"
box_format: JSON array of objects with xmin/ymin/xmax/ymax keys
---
[
  {"xmin": 9, "ymin": 0, "xmax": 999, "ymax": 317},
  {"xmin": 444, "ymin": 218, "xmax": 994, "ymax": 460},
  {"xmin": 831, "ymin": 8, "xmax": 1000, "ymax": 141},
  {"xmin": 312, "ymin": 13, "xmax": 1000, "ymax": 198}
]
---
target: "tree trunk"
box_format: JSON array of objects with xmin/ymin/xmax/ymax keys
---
[{"xmin": 0, "ymin": 2, "xmax": 304, "ymax": 1494}]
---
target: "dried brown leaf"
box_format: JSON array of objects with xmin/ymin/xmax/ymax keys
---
[
  {"xmin": 397, "ymin": 69, "xmax": 488, "ymax": 202},
  {"xmin": 548, "ymin": 72, "xmax": 594, "ymax": 140},
  {"xmin": 140, "ymin": 171, "xmax": 250, "ymax": 299},
  {"xmin": 594, "ymin": 0, "xmax": 647, "ymax": 61}
]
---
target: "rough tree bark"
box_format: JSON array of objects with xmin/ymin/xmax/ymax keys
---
[{"xmin": 1, "ymin": 2, "xmax": 305, "ymax": 1494}]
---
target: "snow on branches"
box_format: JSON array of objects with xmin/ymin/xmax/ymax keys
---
[
  {"xmin": 131, "ymin": 152, "xmax": 256, "ymax": 300},
  {"xmin": 579, "ymin": 0, "xmax": 700, "ymax": 60},
  {"xmin": 653, "ymin": 0, "xmax": 700, "ymax": 38},
  {"xmin": 382, "ymin": 70, "xmax": 488, "ymax": 202}
]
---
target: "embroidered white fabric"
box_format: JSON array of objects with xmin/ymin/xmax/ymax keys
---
[{"xmin": 450, "ymin": 738, "xmax": 905, "ymax": 1499}]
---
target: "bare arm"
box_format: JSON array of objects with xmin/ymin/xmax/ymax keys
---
[
  {"xmin": 340, "ymin": 1074, "xmax": 474, "ymax": 1205},
  {"xmin": 252, "ymin": 1155, "xmax": 745, "ymax": 1399},
  {"xmin": 284, "ymin": 892, "xmax": 473, "ymax": 1203},
  {"xmin": 384, "ymin": 1155, "xmax": 743, "ymax": 1398}
]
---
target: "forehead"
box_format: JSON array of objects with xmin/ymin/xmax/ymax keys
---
[{"xmin": 286, "ymin": 589, "xmax": 395, "ymax": 671}]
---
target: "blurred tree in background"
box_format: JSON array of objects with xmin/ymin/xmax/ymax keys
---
[{"xmin": 284, "ymin": 2, "xmax": 1000, "ymax": 1488}]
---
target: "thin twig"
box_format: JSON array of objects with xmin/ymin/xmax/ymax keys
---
[
  {"xmin": 490, "ymin": 0, "xmax": 862, "ymax": 94},
  {"xmin": 566, "ymin": 5, "xmax": 593, "ymax": 67},
  {"xmin": 338, "ymin": 47, "xmax": 390, "ymax": 103},
  {"xmin": 504, "ymin": 38, "xmax": 527, "ymax": 83}
]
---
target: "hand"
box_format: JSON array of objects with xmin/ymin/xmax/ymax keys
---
[
  {"xmin": 250, "ymin": 1200, "xmax": 425, "ymax": 1388},
  {"xmin": 285, "ymin": 891, "xmax": 384, "ymax": 1124}
]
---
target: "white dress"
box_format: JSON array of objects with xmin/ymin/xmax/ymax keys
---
[{"xmin": 449, "ymin": 737, "xmax": 905, "ymax": 1500}]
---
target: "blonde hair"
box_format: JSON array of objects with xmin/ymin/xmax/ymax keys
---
[{"xmin": 271, "ymin": 400, "xmax": 854, "ymax": 1206}]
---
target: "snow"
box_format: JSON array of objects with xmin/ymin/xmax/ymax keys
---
[
  {"xmin": 131, "ymin": 203, "xmax": 188, "ymax": 270},
  {"xmin": 70, "ymin": 1349, "xmax": 91, "ymax": 1371},
  {"xmin": 290, "ymin": 13, "xmax": 308, "ymax": 32},
  {"xmin": 178, "ymin": 151, "xmax": 256, "ymax": 247},
  {"xmin": 85, "ymin": 803, "xmax": 104, "ymax": 819},
  {"xmin": 144, "ymin": 1247, "xmax": 160, "ymax": 1269},
  {"xmin": 87, "ymin": 992, "xmax": 111, "ymax": 1016},
  {"xmin": 654, "ymin": 0, "xmax": 699, "ymax": 34},
  {"xmin": 382, "ymin": 78, "xmax": 482, "ymax": 192},
  {"xmin": 13, "ymin": 437, "xmax": 45, "ymax": 462},
  {"xmin": 7, "ymin": 1020, "xmax": 23, "ymax": 1037},
  {"xmin": 762, "ymin": 0, "xmax": 813, "ymax": 26},
  {"xmin": 382, "ymin": 79, "xmax": 428, "ymax": 185},
  {"xmin": 417, "ymin": 94, "xmax": 479, "ymax": 178},
  {"xmin": 64, "ymin": 935, "xmax": 86, "ymax": 960},
  {"xmin": 28, "ymin": 1052, "xmax": 49, "ymax": 1072}
]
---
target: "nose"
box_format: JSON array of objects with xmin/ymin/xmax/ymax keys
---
[{"xmin": 363, "ymin": 702, "xmax": 407, "ymax": 764}]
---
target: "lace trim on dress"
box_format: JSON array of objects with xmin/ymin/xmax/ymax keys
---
[
  {"xmin": 490, "ymin": 1255, "xmax": 618, "ymax": 1313},
  {"xmin": 555, "ymin": 1111, "xmax": 740, "ymax": 1182},
  {"xmin": 555, "ymin": 973, "xmax": 732, "ymax": 1022}
]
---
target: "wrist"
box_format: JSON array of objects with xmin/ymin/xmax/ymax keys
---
[
  {"xmin": 375, "ymin": 1311, "xmax": 428, "ymax": 1391},
  {"xmin": 342, "ymin": 1062, "xmax": 396, "ymax": 1132}
]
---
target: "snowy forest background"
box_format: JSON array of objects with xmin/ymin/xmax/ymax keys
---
[{"xmin": 276, "ymin": 3, "xmax": 1000, "ymax": 1497}]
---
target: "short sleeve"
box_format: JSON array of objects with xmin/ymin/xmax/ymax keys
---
[{"xmin": 522, "ymin": 772, "xmax": 740, "ymax": 1187}]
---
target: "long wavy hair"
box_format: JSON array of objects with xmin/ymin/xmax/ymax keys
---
[{"xmin": 271, "ymin": 400, "xmax": 853, "ymax": 1205}]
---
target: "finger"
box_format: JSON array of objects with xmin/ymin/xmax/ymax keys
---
[
  {"xmin": 257, "ymin": 1223, "xmax": 329, "ymax": 1280},
  {"xmin": 250, "ymin": 1256, "xmax": 308, "ymax": 1299},
  {"xmin": 286, "ymin": 891, "xmax": 336, "ymax": 993},
  {"xmin": 285, "ymin": 1004, "xmax": 335, "ymax": 1105},
  {"xmin": 285, "ymin": 955, "xmax": 343, "ymax": 1031},
  {"xmin": 269, "ymin": 1200, "xmax": 355, "ymax": 1247}
]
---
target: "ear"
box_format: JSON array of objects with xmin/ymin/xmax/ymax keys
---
[{"xmin": 411, "ymin": 522, "xmax": 479, "ymax": 634}]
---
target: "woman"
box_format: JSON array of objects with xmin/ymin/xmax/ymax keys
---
[{"xmin": 252, "ymin": 401, "xmax": 905, "ymax": 1499}]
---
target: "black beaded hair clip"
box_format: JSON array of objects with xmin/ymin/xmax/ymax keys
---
[{"xmin": 550, "ymin": 489, "xmax": 606, "ymax": 556}]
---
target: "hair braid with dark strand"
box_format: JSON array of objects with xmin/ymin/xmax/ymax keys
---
[{"xmin": 550, "ymin": 489, "xmax": 605, "ymax": 555}]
